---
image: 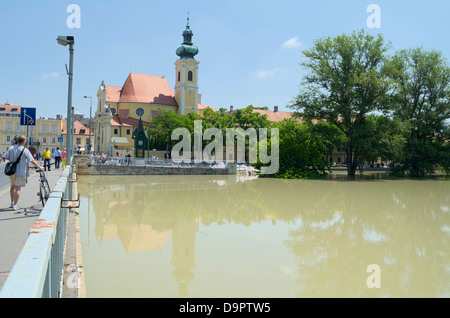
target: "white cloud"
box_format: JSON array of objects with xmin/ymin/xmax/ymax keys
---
[
  {"xmin": 41, "ymin": 72, "xmax": 60, "ymax": 80},
  {"xmin": 256, "ymin": 67, "xmax": 287, "ymax": 79},
  {"xmin": 256, "ymin": 67, "xmax": 280, "ymax": 79},
  {"xmin": 282, "ymin": 36, "xmax": 301, "ymax": 49}
]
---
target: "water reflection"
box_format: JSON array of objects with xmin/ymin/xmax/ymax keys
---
[{"xmin": 77, "ymin": 174, "xmax": 450, "ymax": 298}]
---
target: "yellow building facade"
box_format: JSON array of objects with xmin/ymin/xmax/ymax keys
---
[
  {"xmin": 0, "ymin": 104, "xmax": 93, "ymax": 157},
  {"xmin": 61, "ymin": 119, "xmax": 93, "ymax": 152},
  {"xmin": 0, "ymin": 104, "xmax": 64, "ymax": 156}
]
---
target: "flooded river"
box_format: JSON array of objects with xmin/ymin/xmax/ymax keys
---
[{"xmin": 77, "ymin": 172, "xmax": 449, "ymax": 298}]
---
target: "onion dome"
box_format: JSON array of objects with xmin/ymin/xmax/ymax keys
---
[{"xmin": 176, "ymin": 19, "xmax": 199, "ymax": 60}]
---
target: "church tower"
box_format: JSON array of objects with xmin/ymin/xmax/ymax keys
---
[{"xmin": 174, "ymin": 17, "xmax": 199, "ymax": 115}]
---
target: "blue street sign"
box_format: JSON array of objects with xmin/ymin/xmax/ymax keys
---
[
  {"xmin": 58, "ymin": 137, "xmax": 63, "ymax": 142},
  {"xmin": 20, "ymin": 107, "xmax": 36, "ymax": 126}
]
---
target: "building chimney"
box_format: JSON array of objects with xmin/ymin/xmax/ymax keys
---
[
  {"xmin": 230, "ymin": 105, "xmax": 234, "ymax": 112},
  {"xmin": 274, "ymin": 106, "xmax": 278, "ymax": 112},
  {"xmin": 198, "ymin": 94, "xmax": 202, "ymax": 104}
]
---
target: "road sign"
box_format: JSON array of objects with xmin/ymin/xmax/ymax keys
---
[
  {"xmin": 20, "ymin": 107, "xmax": 36, "ymax": 126},
  {"xmin": 58, "ymin": 137, "xmax": 64, "ymax": 142}
]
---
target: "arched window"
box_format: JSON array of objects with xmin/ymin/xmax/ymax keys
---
[
  {"xmin": 178, "ymin": 71, "xmax": 181, "ymax": 82},
  {"xmin": 188, "ymin": 71, "xmax": 193, "ymax": 81}
]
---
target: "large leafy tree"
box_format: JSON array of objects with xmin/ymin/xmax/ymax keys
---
[
  {"xmin": 384, "ymin": 47, "xmax": 450, "ymax": 176},
  {"xmin": 273, "ymin": 119, "xmax": 330, "ymax": 179},
  {"xmin": 290, "ymin": 29, "xmax": 392, "ymax": 175}
]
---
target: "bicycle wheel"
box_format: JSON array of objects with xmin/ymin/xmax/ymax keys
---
[
  {"xmin": 43, "ymin": 179, "xmax": 51, "ymax": 200},
  {"xmin": 39, "ymin": 180, "xmax": 51, "ymax": 207},
  {"xmin": 39, "ymin": 183, "xmax": 47, "ymax": 207}
]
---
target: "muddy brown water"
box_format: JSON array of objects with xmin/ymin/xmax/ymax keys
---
[{"xmin": 77, "ymin": 172, "xmax": 449, "ymax": 297}]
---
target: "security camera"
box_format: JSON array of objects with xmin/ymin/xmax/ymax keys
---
[{"xmin": 57, "ymin": 35, "xmax": 75, "ymax": 46}]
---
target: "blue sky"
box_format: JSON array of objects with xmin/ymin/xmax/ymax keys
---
[{"xmin": 0, "ymin": 0, "xmax": 449, "ymax": 119}]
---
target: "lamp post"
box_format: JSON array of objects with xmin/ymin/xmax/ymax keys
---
[
  {"xmin": 84, "ymin": 96, "xmax": 92, "ymax": 153},
  {"xmin": 57, "ymin": 35, "xmax": 75, "ymax": 166}
]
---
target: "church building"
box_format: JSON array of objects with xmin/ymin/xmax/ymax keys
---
[{"xmin": 93, "ymin": 18, "xmax": 215, "ymax": 155}]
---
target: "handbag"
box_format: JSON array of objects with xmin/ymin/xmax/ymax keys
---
[{"xmin": 4, "ymin": 148, "xmax": 25, "ymax": 176}]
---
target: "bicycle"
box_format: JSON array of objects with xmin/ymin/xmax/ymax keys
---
[{"xmin": 36, "ymin": 169, "xmax": 51, "ymax": 207}]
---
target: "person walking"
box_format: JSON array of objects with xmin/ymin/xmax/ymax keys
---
[
  {"xmin": 4, "ymin": 135, "xmax": 43, "ymax": 211},
  {"xmin": 61, "ymin": 148, "xmax": 67, "ymax": 169},
  {"xmin": 53, "ymin": 147, "xmax": 62, "ymax": 169},
  {"xmin": 42, "ymin": 147, "xmax": 51, "ymax": 171}
]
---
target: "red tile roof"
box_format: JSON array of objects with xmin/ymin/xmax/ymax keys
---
[
  {"xmin": 111, "ymin": 114, "xmax": 150, "ymax": 127},
  {"xmin": 118, "ymin": 73, "xmax": 178, "ymax": 106},
  {"xmin": 105, "ymin": 73, "xmax": 217, "ymax": 112},
  {"xmin": 252, "ymin": 109, "xmax": 296, "ymax": 122},
  {"xmin": 105, "ymin": 85, "xmax": 122, "ymax": 103},
  {"xmin": 62, "ymin": 120, "xmax": 91, "ymax": 135},
  {"xmin": 199, "ymin": 103, "xmax": 216, "ymax": 111},
  {"xmin": 226, "ymin": 108, "xmax": 298, "ymax": 122},
  {"xmin": 0, "ymin": 104, "xmax": 21, "ymax": 112}
]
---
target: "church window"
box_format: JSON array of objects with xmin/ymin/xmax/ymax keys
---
[
  {"xmin": 188, "ymin": 71, "xmax": 193, "ymax": 81},
  {"xmin": 178, "ymin": 71, "xmax": 181, "ymax": 82},
  {"xmin": 135, "ymin": 107, "xmax": 145, "ymax": 117}
]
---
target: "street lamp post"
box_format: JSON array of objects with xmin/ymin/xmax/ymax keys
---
[
  {"xmin": 57, "ymin": 35, "xmax": 75, "ymax": 166},
  {"xmin": 84, "ymin": 96, "xmax": 92, "ymax": 153}
]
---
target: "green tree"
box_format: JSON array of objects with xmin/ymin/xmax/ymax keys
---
[
  {"xmin": 352, "ymin": 114, "xmax": 405, "ymax": 167},
  {"xmin": 385, "ymin": 47, "xmax": 450, "ymax": 176},
  {"xmin": 149, "ymin": 110, "xmax": 195, "ymax": 152},
  {"xmin": 290, "ymin": 29, "xmax": 392, "ymax": 175},
  {"xmin": 229, "ymin": 106, "xmax": 269, "ymax": 130},
  {"xmin": 270, "ymin": 119, "xmax": 330, "ymax": 179},
  {"xmin": 202, "ymin": 106, "xmax": 270, "ymax": 158}
]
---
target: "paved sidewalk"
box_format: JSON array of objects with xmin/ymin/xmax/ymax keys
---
[{"xmin": 0, "ymin": 167, "xmax": 65, "ymax": 291}]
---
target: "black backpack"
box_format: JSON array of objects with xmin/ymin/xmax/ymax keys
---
[{"xmin": 4, "ymin": 148, "xmax": 25, "ymax": 176}]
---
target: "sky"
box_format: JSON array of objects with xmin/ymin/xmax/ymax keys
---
[{"xmin": 0, "ymin": 0, "xmax": 449, "ymax": 119}]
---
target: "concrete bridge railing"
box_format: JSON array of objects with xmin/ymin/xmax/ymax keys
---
[{"xmin": 0, "ymin": 167, "xmax": 78, "ymax": 298}]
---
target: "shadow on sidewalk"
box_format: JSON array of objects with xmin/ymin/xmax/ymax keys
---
[{"xmin": 0, "ymin": 204, "xmax": 42, "ymax": 221}]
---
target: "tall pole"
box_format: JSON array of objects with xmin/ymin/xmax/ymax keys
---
[
  {"xmin": 84, "ymin": 96, "xmax": 92, "ymax": 153},
  {"xmin": 89, "ymin": 101, "xmax": 92, "ymax": 152},
  {"xmin": 66, "ymin": 43, "xmax": 74, "ymax": 166}
]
